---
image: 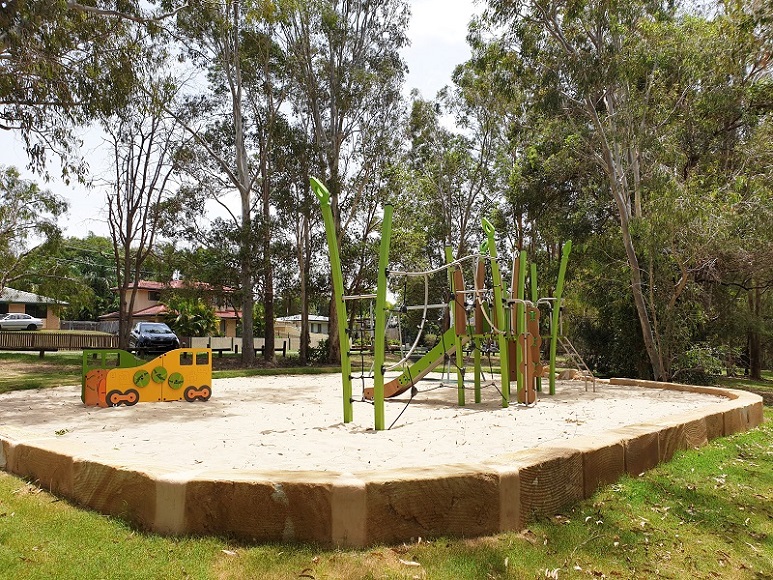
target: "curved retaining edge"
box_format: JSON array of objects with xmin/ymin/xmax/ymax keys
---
[{"xmin": 0, "ymin": 380, "xmax": 764, "ymax": 547}]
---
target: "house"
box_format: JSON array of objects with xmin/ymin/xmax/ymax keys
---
[
  {"xmin": 275, "ymin": 314, "xmax": 330, "ymax": 336},
  {"xmin": 274, "ymin": 314, "xmax": 329, "ymax": 349},
  {"xmin": 99, "ymin": 280, "xmax": 241, "ymax": 337},
  {"xmin": 0, "ymin": 287, "xmax": 66, "ymax": 330}
]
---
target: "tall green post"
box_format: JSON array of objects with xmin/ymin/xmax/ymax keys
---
[
  {"xmin": 473, "ymin": 250, "xmax": 485, "ymax": 404},
  {"xmin": 311, "ymin": 177, "xmax": 353, "ymax": 423},
  {"xmin": 372, "ymin": 204, "xmax": 393, "ymax": 430},
  {"xmin": 531, "ymin": 261, "xmax": 541, "ymax": 393},
  {"xmin": 515, "ymin": 252, "xmax": 527, "ymax": 400},
  {"xmin": 549, "ymin": 240, "xmax": 572, "ymax": 395},
  {"xmin": 482, "ymin": 218, "xmax": 509, "ymax": 406}
]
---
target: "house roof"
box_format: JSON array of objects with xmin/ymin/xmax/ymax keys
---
[
  {"xmin": 99, "ymin": 305, "xmax": 241, "ymax": 321},
  {"xmin": 98, "ymin": 304, "xmax": 168, "ymax": 320},
  {"xmin": 0, "ymin": 287, "xmax": 67, "ymax": 305},
  {"xmin": 114, "ymin": 280, "xmax": 234, "ymax": 293},
  {"xmin": 214, "ymin": 309, "xmax": 240, "ymax": 320},
  {"xmin": 276, "ymin": 315, "xmax": 329, "ymax": 323}
]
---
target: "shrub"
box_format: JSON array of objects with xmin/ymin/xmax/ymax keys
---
[{"xmin": 308, "ymin": 338, "xmax": 329, "ymax": 364}]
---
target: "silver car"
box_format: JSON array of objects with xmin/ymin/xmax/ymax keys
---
[{"xmin": 0, "ymin": 313, "xmax": 44, "ymax": 331}]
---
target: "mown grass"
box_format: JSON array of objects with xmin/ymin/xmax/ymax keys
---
[
  {"xmin": 717, "ymin": 371, "xmax": 773, "ymax": 393},
  {"xmin": 0, "ymin": 352, "xmax": 82, "ymax": 394},
  {"xmin": 1, "ymin": 409, "xmax": 771, "ymax": 579}
]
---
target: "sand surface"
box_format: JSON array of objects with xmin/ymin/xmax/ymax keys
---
[{"xmin": 0, "ymin": 374, "xmax": 727, "ymax": 473}]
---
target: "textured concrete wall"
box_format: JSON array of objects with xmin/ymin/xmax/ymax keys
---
[{"xmin": 0, "ymin": 380, "xmax": 764, "ymax": 547}]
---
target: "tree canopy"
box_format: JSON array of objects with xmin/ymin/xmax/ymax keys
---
[{"xmin": 2, "ymin": 0, "xmax": 772, "ymax": 379}]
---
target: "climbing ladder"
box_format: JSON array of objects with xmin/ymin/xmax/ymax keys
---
[{"xmin": 557, "ymin": 336, "xmax": 596, "ymax": 392}]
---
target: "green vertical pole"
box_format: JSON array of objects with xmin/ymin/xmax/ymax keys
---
[
  {"xmin": 445, "ymin": 246, "xmax": 465, "ymax": 406},
  {"xmin": 482, "ymin": 218, "xmax": 509, "ymax": 407},
  {"xmin": 311, "ymin": 177, "xmax": 353, "ymax": 423},
  {"xmin": 516, "ymin": 252, "xmax": 527, "ymax": 401},
  {"xmin": 473, "ymin": 254, "xmax": 482, "ymax": 404},
  {"xmin": 372, "ymin": 204, "xmax": 393, "ymax": 430},
  {"xmin": 531, "ymin": 261, "xmax": 542, "ymax": 393},
  {"xmin": 549, "ymin": 240, "xmax": 572, "ymax": 395}
]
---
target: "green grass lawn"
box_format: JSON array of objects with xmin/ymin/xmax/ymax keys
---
[
  {"xmin": 0, "ymin": 355, "xmax": 772, "ymax": 578},
  {"xmin": 0, "ymin": 352, "xmax": 83, "ymax": 394}
]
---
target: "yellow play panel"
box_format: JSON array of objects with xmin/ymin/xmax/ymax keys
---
[{"xmin": 82, "ymin": 348, "xmax": 212, "ymax": 407}]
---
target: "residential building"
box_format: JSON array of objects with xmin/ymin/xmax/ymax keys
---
[
  {"xmin": 275, "ymin": 314, "xmax": 330, "ymax": 336},
  {"xmin": 99, "ymin": 280, "xmax": 241, "ymax": 337},
  {"xmin": 0, "ymin": 287, "xmax": 66, "ymax": 330}
]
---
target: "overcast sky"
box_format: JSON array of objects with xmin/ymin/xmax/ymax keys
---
[{"xmin": 1, "ymin": 0, "xmax": 482, "ymax": 238}]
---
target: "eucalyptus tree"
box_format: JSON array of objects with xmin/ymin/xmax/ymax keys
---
[
  {"xmin": 271, "ymin": 119, "xmax": 327, "ymax": 364},
  {"xmin": 0, "ymin": 1, "xmax": 185, "ymax": 179},
  {"xmin": 277, "ymin": 0, "xmax": 409, "ymax": 362},
  {"xmin": 172, "ymin": 0, "xmax": 293, "ymax": 364},
  {"xmin": 482, "ymin": 0, "xmax": 773, "ymax": 380},
  {"xmin": 0, "ymin": 166, "xmax": 68, "ymax": 294}
]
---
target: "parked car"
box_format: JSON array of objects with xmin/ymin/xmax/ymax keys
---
[
  {"xmin": 128, "ymin": 322, "xmax": 180, "ymax": 354},
  {"xmin": 0, "ymin": 313, "xmax": 44, "ymax": 331}
]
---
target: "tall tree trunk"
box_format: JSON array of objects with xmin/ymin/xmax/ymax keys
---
[
  {"xmin": 259, "ymin": 126, "xmax": 274, "ymax": 363},
  {"xmin": 748, "ymin": 285, "xmax": 762, "ymax": 380},
  {"xmin": 589, "ymin": 92, "xmax": 667, "ymax": 381},
  {"xmin": 260, "ymin": 28, "xmax": 276, "ymax": 364},
  {"xmin": 262, "ymin": 173, "xmax": 275, "ymax": 363},
  {"xmin": 231, "ymin": 0, "xmax": 255, "ymax": 365},
  {"xmin": 614, "ymin": 189, "xmax": 667, "ymax": 381}
]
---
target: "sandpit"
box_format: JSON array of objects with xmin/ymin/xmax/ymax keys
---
[
  {"xmin": 0, "ymin": 373, "xmax": 764, "ymax": 547},
  {"xmin": 0, "ymin": 374, "xmax": 727, "ymax": 472}
]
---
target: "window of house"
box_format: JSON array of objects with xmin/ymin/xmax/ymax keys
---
[
  {"xmin": 25, "ymin": 304, "xmax": 48, "ymax": 318},
  {"xmin": 0, "ymin": 304, "xmax": 7, "ymax": 315},
  {"xmin": 147, "ymin": 291, "xmax": 161, "ymax": 302}
]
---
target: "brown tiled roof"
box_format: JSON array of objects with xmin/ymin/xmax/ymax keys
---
[
  {"xmin": 99, "ymin": 305, "xmax": 241, "ymax": 320},
  {"xmin": 111, "ymin": 280, "xmax": 234, "ymax": 293},
  {"xmin": 214, "ymin": 309, "xmax": 240, "ymax": 320}
]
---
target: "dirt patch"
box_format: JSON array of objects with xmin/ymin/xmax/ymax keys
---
[{"xmin": 0, "ymin": 361, "xmax": 72, "ymax": 377}]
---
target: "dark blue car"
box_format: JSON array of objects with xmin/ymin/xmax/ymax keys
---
[{"xmin": 128, "ymin": 322, "xmax": 180, "ymax": 354}]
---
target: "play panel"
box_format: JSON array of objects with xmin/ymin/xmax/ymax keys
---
[{"xmin": 82, "ymin": 348, "xmax": 212, "ymax": 407}]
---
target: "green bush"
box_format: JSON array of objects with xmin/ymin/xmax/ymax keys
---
[
  {"xmin": 163, "ymin": 296, "xmax": 220, "ymax": 337},
  {"xmin": 671, "ymin": 344, "xmax": 725, "ymax": 384},
  {"xmin": 308, "ymin": 338, "xmax": 329, "ymax": 363}
]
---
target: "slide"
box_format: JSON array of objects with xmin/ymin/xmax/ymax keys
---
[{"xmin": 364, "ymin": 327, "xmax": 469, "ymax": 400}]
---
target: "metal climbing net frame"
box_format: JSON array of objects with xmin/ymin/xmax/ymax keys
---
[{"xmin": 311, "ymin": 176, "xmax": 574, "ymax": 431}]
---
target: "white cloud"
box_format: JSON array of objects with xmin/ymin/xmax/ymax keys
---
[
  {"xmin": 410, "ymin": 0, "xmax": 476, "ymax": 44},
  {"xmin": 0, "ymin": 131, "xmax": 109, "ymax": 237},
  {"xmin": 402, "ymin": 0, "xmax": 481, "ymax": 99}
]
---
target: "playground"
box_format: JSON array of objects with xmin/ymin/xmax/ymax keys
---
[{"xmin": 0, "ymin": 177, "xmax": 766, "ymax": 547}]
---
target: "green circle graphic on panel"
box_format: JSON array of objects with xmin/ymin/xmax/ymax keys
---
[
  {"xmin": 133, "ymin": 369, "xmax": 150, "ymax": 387},
  {"xmin": 168, "ymin": 372, "xmax": 185, "ymax": 390},
  {"xmin": 151, "ymin": 366, "xmax": 168, "ymax": 383}
]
